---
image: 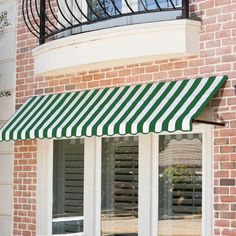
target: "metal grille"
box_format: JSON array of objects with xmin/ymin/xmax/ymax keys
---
[{"xmin": 22, "ymin": 0, "xmax": 189, "ymax": 44}]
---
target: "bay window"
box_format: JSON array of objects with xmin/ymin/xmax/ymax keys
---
[{"xmin": 37, "ymin": 125, "xmax": 212, "ymax": 236}]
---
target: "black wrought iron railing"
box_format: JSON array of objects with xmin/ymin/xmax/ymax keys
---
[{"xmin": 22, "ymin": 0, "xmax": 189, "ymax": 44}]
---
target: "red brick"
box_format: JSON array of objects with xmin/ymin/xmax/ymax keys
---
[
  {"xmin": 215, "ymin": 219, "xmax": 230, "ymax": 227},
  {"xmin": 118, "ymin": 69, "xmax": 131, "ymax": 77},
  {"xmin": 70, "ymin": 77, "xmax": 81, "ymax": 83},
  {"xmin": 189, "ymin": 59, "xmax": 204, "ymax": 67},
  {"xmin": 99, "ymin": 79, "xmax": 112, "ymax": 87},
  {"xmin": 231, "ymin": 221, "xmax": 236, "ymax": 228},
  {"xmin": 220, "ymin": 129, "xmax": 236, "ymax": 137},
  {"xmin": 126, "ymin": 75, "xmax": 140, "ymax": 83},
  {"xmin": 200, "ymin": 66, "xmax": 215, "ymax": 74},
  {"xmin": 220, "ymin": 162, "xmax": 236, "ymax": 169},
  {"xmin": 214, "ymin": 186, "xmax": 230, "ymax": 193},
  {"xmin": 184, "ymin": 68, "xmax": 199, "ymax": 76},
  {"xmin": 215, "ymin": 0, "xmax": 231, "ymax": 6},
  {"xmin": 88, "ymin": 81, "xmax": 100, "ymax": 88},
  {"xmin": 220, "ymin": 179, "xmax": 235, "ymax": 186},
  {"xmin": 222, "ymin": 229, "xmax": 236, "ymax": 235},
  {"xmin": 223, "ymin": 54, "xmax": 236, "ymax": 63},
  {"xmin": 145, "ymin": 65, "xmax": 159, "ymax": 73},
  {"xmin": 132, "ymin": 67, "xmax": 144, "ymax": 75},
  {"xmin": 199, "ymin": 1, "xmax": 214, "ymax": 10},
  {"xmin": 220, "ymin": 146, "xmax": 236, "ymax": 153},
  {"xmin": 140, "ymin": 74, "xmax": 153, "ymax": 82},
  {"xmin": 82, "ymin": 74, "xmax": 93, "ymax": 81},
  {"xmin": 220, "ymin": 211, "xmax": 236, "ymax": 219},
  {"xmin": 221, "ymin": 196, "xmax": 236, "ymax": 202},
  {"xmin": 153, "ymin": 72, "xmax": 168, "ymax": 80},
  {"xmin": 214, "ymin": 204, "xmax": 229, "ymax": 211},
  {"xmin": 160, "ymin": 63, "xmax": 173, "ymax": 71},
  {"xmin": 106, "ymin": 71, "xmax": 118, "ymax": 78},
  {"xmin": 112, "ymin": 77, "xmax": 125, "ymax": 85},
  {"xmin": 215, "ymin": 170, "xmax": 229, "ymax": 178}
]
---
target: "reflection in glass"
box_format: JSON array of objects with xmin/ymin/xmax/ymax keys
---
[
  {"xmin": 53, "ymin": 139, "xmax": 84, "ymax": 235},
  {"xmin": 158, "ymin": 134, "xmax": 202, "ymax": 236},
  {"xmin": 101, "ymin": 136, "xmax": 139, "ymax": 236},
  {"xmin": 88, "ymin": 0, "xmax": 122, "ymax": 20},
  {"xmin": 139, "ymin": 0, "xmax": 181, "ymax": 11}
]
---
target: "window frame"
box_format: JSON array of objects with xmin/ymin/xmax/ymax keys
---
[{"xmin": 37, "ymin": 124, "xmax": 213, "ymax": 236}]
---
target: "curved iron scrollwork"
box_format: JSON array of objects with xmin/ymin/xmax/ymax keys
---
[{"xmin": 22, "ymin": 0, "xmax": 189, "ymax": 44}]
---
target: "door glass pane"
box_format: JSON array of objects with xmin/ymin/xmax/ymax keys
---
[
  {"xmin": 53, "ymin": 139, "xmax": 84, "ymax": 235},
  {"xmin": 101, "ymin": 136, "xmax": 139, "ymax": 236},
  {"xmin": 158, "ymin": 134, "xmax": 202, "ymax": 236}
]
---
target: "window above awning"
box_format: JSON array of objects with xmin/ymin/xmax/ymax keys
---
[{"xmin": 0, "ymin": 75, "xmax": 227, "ymax": 141}]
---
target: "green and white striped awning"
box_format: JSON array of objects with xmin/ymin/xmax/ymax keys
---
[{"xmin": 0, "ymin": 75, "xmax": 227, "ymax": 141}]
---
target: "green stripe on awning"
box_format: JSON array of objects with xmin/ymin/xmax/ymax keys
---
[{"xmin": 0, "ymin": 75, "xmax": 227, "ymax": 141}]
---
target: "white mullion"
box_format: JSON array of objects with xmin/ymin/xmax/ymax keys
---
[
  {"xmin": 139, "ymin": 133, "xmax": 158, "ymax": 236},
  {"xmin": 155, "ymin": 125, "xmax": 212, "ymax": 236},
  {"xmin": 37, "ymin": 140, "xmax": 53, "ymax": 236},
  {"xmin": 84, "ymin": 137, "xmax": 101, "ymax": 236},
  {"xmin": 202, "ymin": 125, "xmax": 213, "ymax": 236},
  {"xmin": 151, "ymin": 133, "xmax": 158, "ymax": 236},
  {"xmin": 95, "ymin": 137, "xmax": 102, "ymax": 236},
  {"xmin": 138, "ymin": 134, "xmax": 151, "ymax": 236}
]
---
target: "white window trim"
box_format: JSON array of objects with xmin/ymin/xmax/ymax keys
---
[
  {"xmin": 84, "ymin": 137, "xmax": 101, "ymax": 236},
  {"xmin": 138, "ymin": 133, "xmax": 158, "ymax": 236},
  {"xmin": 202, "ymin": 124, "xmax": 214, "ymax": 236},
  {"xmin": 37, "ymin": 124, "xmax": 212, "ymax": 236},
  {"xmin": 153, "ymin": 124, "xmax": 213, "ymax": 236},
  {"xmin": 37, "ymin": 139, "xmax": 53, "ymax": 236}
]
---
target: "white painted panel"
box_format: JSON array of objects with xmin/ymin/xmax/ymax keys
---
[
  {"xmin": 0, "ymin": 60, "xmax": 15, "ymax": 90},
  {"xmin": 0, "ymin": 215, "xmax": 12, "ymax": 236},
  {"xmin": 0, "ymin": 141, "xmax": 13, "ymax": 153},
  {"xmin": 0, "ymin": 30, "xmax": 16, "ymax": 60},
  {"xmin": 0, "ymin": 0, "xmax": 16, "ymax": 28},
  {"xmin": 0, "ymin": 92, "xmax": 15, "ymax": 120},
  {"xmin": 0, "ymin": 185, "xmax": 12, "ymax": 214},
  {"xmin": 0, "ymin": 154, "xmax": 12, "ymax": 183}
]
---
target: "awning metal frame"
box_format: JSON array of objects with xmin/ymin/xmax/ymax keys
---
[{"xmin": 193, "ymin": 119, "xmax": 225, "ymax": 127}]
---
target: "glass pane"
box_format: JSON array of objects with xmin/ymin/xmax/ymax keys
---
[
  {"xmin": 158, "ymin": 134, "xmax": 202, "ymax": 236},
  {"xmin": 88, "ymin": 0, "xmax": 122, "ymax": 20},
  {"xmin": 139, "ymin": 0, "xmax": 181, "ymax": 11},
  {"xmin": 53, "ymin": 139, "xmax": 84, "ymax": 235},
  {"xmin": 101, "ymin": 136, "xmax": 139, "ymax": 236}
]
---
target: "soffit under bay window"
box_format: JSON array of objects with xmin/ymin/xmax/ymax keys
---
[{"xmin": 0, "ymin": 75, "xmax": 227, "ymax": 142}]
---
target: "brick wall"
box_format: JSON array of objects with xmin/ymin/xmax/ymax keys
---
[
  {"xmin": 15, "ymin": 0, "xmax": 236, "ymax": 235},
  {"xmin": 13, "ymin": 140, "xmax": 37, "ymax": 236}
]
